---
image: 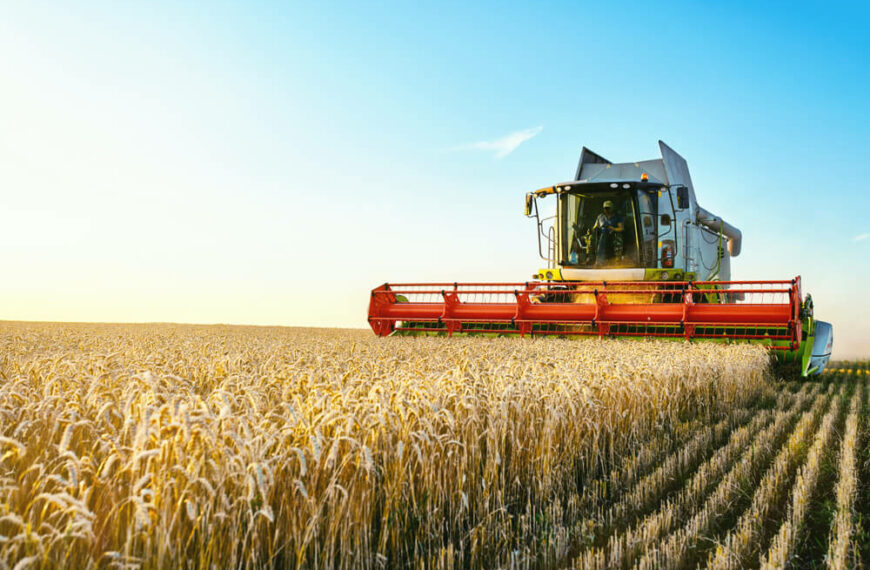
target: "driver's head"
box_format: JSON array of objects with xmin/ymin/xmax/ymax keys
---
[{"xmin": 603, "ymin": 200, "xmax": 614, "ymax": 214}]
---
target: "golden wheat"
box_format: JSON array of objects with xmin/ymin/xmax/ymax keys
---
[
  {"xmin": 0, "ymin": 322, "xmax": 768, "ymax": 569},
  {"xmin": 1, "ymin": 322, "xmax": 866, "ymax": 570}
]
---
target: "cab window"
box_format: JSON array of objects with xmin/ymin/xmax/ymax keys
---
[{"xmin": 563, "ymin": 192, "xmax": 638, "ymax": 268}]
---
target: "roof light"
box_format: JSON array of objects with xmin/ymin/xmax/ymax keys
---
[
  {"xmin": 641, "ymin": 173, "xmax": 649, "ymax": 182},
  {"xmin": 610, "ymin": 183, "xmax": 618, "ymax": 188},
  {"xmin": 622, "ymin": 183, "xmax": 630, "ymax": 189}
]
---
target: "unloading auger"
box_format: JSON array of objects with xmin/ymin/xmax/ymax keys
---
[{"xmin": 367, "ymin": 141, "xmax": 833, "ymax": 376}]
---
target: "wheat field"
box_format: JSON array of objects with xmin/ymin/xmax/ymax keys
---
[{"xmin": 0, "ymin": 322, "xmax": 866, "ymax": 569}]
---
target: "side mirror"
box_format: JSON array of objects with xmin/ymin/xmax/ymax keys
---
[
  {"xmin": 660, "ymin": 214, "xmax": 671, "ymax": 226},
  {"xmin": 524, "ymin": 193, "xmax": 534, "ymax": 216},
  {"xmin": 676, "ymin": 186, "xmax": 690, "ymax": 209}
]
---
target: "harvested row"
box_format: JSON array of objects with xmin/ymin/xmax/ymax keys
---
[
  {"xmin": 572, "ymin": 382, "xmax": 823, "ymax": 569},
  {"xmin": 559, "ymin": 408, "xmax": 756, "ymax": 561},
  {"xmin": 568, "ymin": 383, "xmax": 798, "ymax": 556},
  {"xmin": 574, "ymin": 400, "xmax": 758, "ymax": 523},
  {"xmin": 826, "ymin": 377, "xmax": 865, "ymax": 569},
  {"xmin": 634, "ymin": 382, "xmax": 834, "ymax": 570},
  {"xmin": 706, "ymin": 382, "xmax": 843, "ymax": 569},
  {"xmin": 608, "ymin": 409, "xmax": 751, "ymax": 530},
  {"xmin": 759, "ymin": 381, "xmax": 854, "ymax": 568},
  {"xmin": 607, "ymin": 385, "xmax": 803, "ymax": 532},
  {"xmin": 856, "ymin": 367, "xmax": 870, "ymax": 566},
  {"xmin": 551, "ymin": 386, "xmax": 799, "ymax": 564},
  {"xmin": 575, "ymin": 383, "xmax": 793, "ymax": 520}
]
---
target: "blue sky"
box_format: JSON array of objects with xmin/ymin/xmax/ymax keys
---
[{"xmin": 1, "ymin": 1, "xmax": 869, "ymax": 357}]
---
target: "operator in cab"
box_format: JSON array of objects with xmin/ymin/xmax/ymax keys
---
[{"xmin": 594, "ymin": 200, "xmax": 624, "ymax": 265}]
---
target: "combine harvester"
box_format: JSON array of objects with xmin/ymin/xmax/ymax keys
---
[{"xmin": 368, "ymin": 141, "xmax": 833, "ymax": 376}]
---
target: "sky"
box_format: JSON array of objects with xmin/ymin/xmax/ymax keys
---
[{"xmin": 1, "ymin": 1, "xmax": 869, "ymax": 358}]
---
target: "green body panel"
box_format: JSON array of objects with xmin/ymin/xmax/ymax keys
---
[{"xmin": 801, "ymin": 318, "xmax": 816, "ymax": 375}]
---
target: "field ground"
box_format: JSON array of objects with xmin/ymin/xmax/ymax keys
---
[{"xmin": 0, "ymin": 322, "xmax": 867, "ymax": 569}]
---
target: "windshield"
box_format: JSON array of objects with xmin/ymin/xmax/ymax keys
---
[{"xmin": 562, "ymin": 188, "xmax": 657, "ymax": 268}]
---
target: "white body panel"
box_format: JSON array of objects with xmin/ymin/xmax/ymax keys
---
[
  {"xmin": 546, "ymin": 141, "xmax": 739, "ymax": 282},
  {"xmin": 666, "ymin": 205, "xmax": 732, "ymax": 281}
]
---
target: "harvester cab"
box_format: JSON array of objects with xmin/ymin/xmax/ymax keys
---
[
  {"xmin": 368, "ymin": 141, "xmax": 834, "ymax": 377},
  {"xmin": 525, "ymin": 141, "xmax": 741, "ymax": 284}
]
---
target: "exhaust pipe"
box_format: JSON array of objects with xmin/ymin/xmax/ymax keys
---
[{"xmin": 696, "ymin": 206, "xmax": 742, "ymax": 256}]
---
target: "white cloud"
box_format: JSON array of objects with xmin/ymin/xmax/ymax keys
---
[
  {"xmin": 453, "ymin": 126, "xmax": 543, "ymax": 158},
  {"xmin": 853, "ymin": 233, "xmax": 870, "ymax": 242}
]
